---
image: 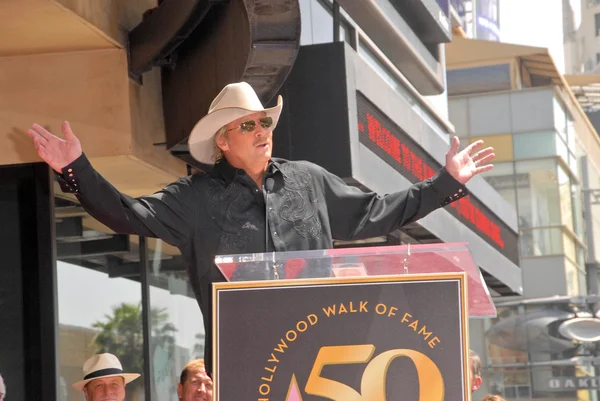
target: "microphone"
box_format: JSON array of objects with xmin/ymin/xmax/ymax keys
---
[{"xmin": 265, "ymin": 177, "xmax": 276, "ymax": 278}]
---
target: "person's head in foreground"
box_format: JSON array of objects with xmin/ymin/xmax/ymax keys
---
[
  {"xmin": 72, "ymin": 353, "xmax": 140, "ymax": 401},
  {"xmin": 470, "ymin": 349, "xmax": 482, "ymax": 392},
  {"xmin": 178, "ymin": 359, "xmax": 213, "ymax": 401}
]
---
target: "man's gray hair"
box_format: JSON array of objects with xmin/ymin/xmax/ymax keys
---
[
  {"xmin": 0, "ymin": 374, "xmax": 6, "ymax": 398},
  {"xmin": 212, "ymin": 126, "xmax": 228, "ymax": 163}
]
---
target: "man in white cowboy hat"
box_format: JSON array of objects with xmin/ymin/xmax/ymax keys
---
[
  {"xmin": 27, "ymin": 82, "xmax": 495, "ymax": 374},
  {"xmin": 72, "ymin": 353, "xmax": 140, "ymax": 401}
]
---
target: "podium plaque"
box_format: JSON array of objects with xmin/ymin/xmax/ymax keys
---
[{"xmin": 213, "ymin": 243, "xmax": 491, "ymax": 400}]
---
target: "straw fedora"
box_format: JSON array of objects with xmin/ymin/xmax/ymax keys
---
[
  {"xmin": 72, "ymin": 353, "xmax": 140, "ymax": 390},
  {"xmin": 188, "ymin": 82, "xmax": 283, "ymax": 164}
]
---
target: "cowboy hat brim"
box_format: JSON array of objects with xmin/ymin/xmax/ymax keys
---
[
  {"xmin": 71, "ymin": 373, "xmax": 140, "ymax": 391},
  {"xmin": 187, "ymin": 95, "xmax": 283, "ymax": 164}
]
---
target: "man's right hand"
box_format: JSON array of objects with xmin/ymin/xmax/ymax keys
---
[{"xmin": 27, "ymin": 121, "xmax": 83, "ymax": 174}]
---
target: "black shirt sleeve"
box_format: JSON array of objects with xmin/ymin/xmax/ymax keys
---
[
  {"xmin": 317, "ymin": 165, "xmax": 468, "ymax": 241},
  {"xmin": 56, "ymin": 153, "xmax": 195, "ymax": 248}
]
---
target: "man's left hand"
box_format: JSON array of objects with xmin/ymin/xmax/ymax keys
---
[{"xmin": 445, "ymin": 137, "xmax": 495, "ymax": 185}]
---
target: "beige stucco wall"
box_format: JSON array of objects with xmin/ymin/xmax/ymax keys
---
[{"xmin": 0, "ymin": 0, "xmax": 187, "ymax": 196}]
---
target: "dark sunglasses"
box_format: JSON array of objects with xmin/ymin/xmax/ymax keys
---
[{"xmin": 228, "ymin": 117, "xmax": 273, "ymax": 133}]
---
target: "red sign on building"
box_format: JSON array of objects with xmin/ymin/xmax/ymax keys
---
[{"xmin": 357, "ymin": 92, "xmax": 518, "ymax": 263}]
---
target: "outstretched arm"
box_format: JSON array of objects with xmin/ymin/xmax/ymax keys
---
[
  {"xmin": 27, "ymin": 122, "xmax": 195, "ymax": 248},
  {"xmin": 324, "ymin": 137, "xmax": 495, "ymax": 240}
]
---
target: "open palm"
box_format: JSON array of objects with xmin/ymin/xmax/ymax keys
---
[
  {"xmin": 27, "ymin": 122, "xmax": 82, "ymax": 173},
  {"xmin": 445, "ymin": 137, "xmax": 494, "ymax": 185}
]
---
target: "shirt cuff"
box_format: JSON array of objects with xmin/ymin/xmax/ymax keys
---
[
  {"xmin": 430, "ymin": 167, "xmax": 468, "ymax": 206},
  {"xmin": 56, "ymin": 153, "xmax": 91, "ymax": 195}
]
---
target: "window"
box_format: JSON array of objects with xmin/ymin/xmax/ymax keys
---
[
  {"xmin": 56, "ymin": 199, "xmax": 144, "ymax": 401},
  {"xmin": 311, "ymin": 0, "xmax": 334, "ymax": 44},
  {"xmin": 358, "ymin": 41, "xmax": 408, "ymax": 100},
  {"xmin": 504, "ymin": 385, "xmax": 532, "ymax": 399},
  {"xmin": 588, "ymin": 163, "xmax": 600, "ymax": 264},
  {"xmin": 300, "ymin": 0, "xmax": 356, "ymax": 47},
  {"xmin": 481, "ymin": 162, "xmax": 517, "ymax": 210},
  {"xmin": 571, "ymin": 181, "xmax": 583, "ymax": 238},
  {"xmin": 553, "ymin": 98, "xmax": 567, "ymax": 138},
  {"xmin": 558, "ymin": 164, "xmax": 575, "ymax": 232},
  {"xmin": 437, "ymin": 0, "xmax": 450, "ymax": 16},
  {"xmin": 447, "ymin": 64, "xmax": 511, "ymax": 96},
  {"xmin": 299, "ymin": 0, "xmax": 333, "ymax": 45},
  {"xmin": 147, "ymin": 239, "xmax": 205, "ymax": 401},
  {"xmin": 299, "ymin": 0, "xmax": 313, "ymax": 45},
  {"xmin": 595, "ymin": 13, "xmax": 600, "ymax": 36},
  {"xmin": 56, "ymin": 198, "xmax": 204, "ymax": 401},
  {"xmin": 357, "ymin": 40, "xmax": 450, "ymax": 141},
  {"xmin": 565, "ymin": 258, "xmax": 580, "ymax": 296},
  {"xmin": 513, "ymin": 131, "xmax": 557, "ymax": 160},
  {"xmin": 520, "ymin": 227, "xmax": 563, "ymax": 256},
  {"xmin": 340, "ymin": 20, "xmax": 355, "ymax": 47},
  {"xmin": 448, "ymin": 99, "xmax": 468, "ymax": 136},
  {"xmin": 515, "ymin": 159, "xmax": 561, "ymax": 228}
]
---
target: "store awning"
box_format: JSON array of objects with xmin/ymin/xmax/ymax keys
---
[
  {"xmin": 446, "ymin": 37, "xmax": 562, "ymax": 86},
  {"xmin": 564, "ymin": 74, "xmax": 600, "ymax": 112}
]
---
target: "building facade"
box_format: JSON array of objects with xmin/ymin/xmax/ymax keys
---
[
  {"xmin": 447, "ymin": 36, "xmax": 600, "ymax": 400},
  {"xmin": 449, "ymin": 0, "xmax": 500, "ymax": 41},
  {"xmin": 273, "ymin": 0, "xmax": 521, "ymax": 296},
  {"xmin": 564, "ymin": 0, "xmax": 600, "ymax": 74}
]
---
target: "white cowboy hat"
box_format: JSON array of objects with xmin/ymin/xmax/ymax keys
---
[
  {"xmin": 188, "ymin": 81, "xmax": 283, "ymax": 164},
  {"xmin": 72, "ymin": 353, "xmax": 140, "ymax": 391}
]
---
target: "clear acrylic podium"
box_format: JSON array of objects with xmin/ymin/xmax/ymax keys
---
[
  {"xmin": 211, "ymin": 242, "xmax": 494, "ymax": 401},
  {"xmin": 215, "ymin": 242, "xmax": 496, "ymax": 318}
]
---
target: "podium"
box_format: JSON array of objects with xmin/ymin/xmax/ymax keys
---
[{"xmin": 213, "ymin": 242, "xmax": 494, "ymax": 401}]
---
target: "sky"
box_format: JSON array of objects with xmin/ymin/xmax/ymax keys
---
[{"xmin": 499, "ymin": 0, "xmax": 577, "ymax": 73}]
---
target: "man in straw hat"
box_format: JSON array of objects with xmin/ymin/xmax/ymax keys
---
[
  {"xmin": 27, "ymin": 82, "xmax": 495, "ymax": 374},
  {"xmin": 72, "ymin": 353, "xmax": 140, "ymax": 401}
]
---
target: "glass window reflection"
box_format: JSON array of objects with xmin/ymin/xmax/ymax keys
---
[
  {"xmin": 146, "ymin": 239, "xmax": 205, "ymax": 401},
  {"xmin": 299, "ymin": 0, "xmax": 313, "ymax": 45},
  {"xmin": 520, "ymin": 227, "xmax": 563, "ymax": 257},
  {"xmin": 512, "ymin": 131, "xmax": 560, "ymax": 160},
  {"xmin": 553, "ymin": 98, "xmax": 567, "ymax": 139},
  {"xmin": 55, "ymin": 196, "xmax": 205, "ymax": 401},
  {"xmin": 310, "ymin": 0, "xmax": 333, "ymax": 45},
  {"xmin": 481, "ymin": 162, "xmax": 517, "ymax": 210},
  {"xmin": 56, "ymin": 198, "xmax": 144, "ymax": 401},
  {"xmin": 516, "ymin": 159, "xmax": 561, "ymax": 228},
  {"xmin": 558, "ymin": 164, "xmax": 575, "ymax": 232}
]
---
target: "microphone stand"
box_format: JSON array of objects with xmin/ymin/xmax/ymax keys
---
[{"xmin": 264, "ymin": 177, "xmax": 278, "ymax": 279}]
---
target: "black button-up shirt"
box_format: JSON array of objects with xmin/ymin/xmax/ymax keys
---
[{"xmin": 58, "ymin": 153, "xmax": 467, "ymax": 373}]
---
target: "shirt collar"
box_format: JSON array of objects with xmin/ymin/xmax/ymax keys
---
[
  {"xmin": 214, "ymin": 158, "xmax": 284, "ymax": 185},
  {"xmin": 213, "ymin": 158, "xmax": 242, "ymax": 185},
  {"xmin": 269, "ymin": 159, "xmax": 285, "ymax": 177}
]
